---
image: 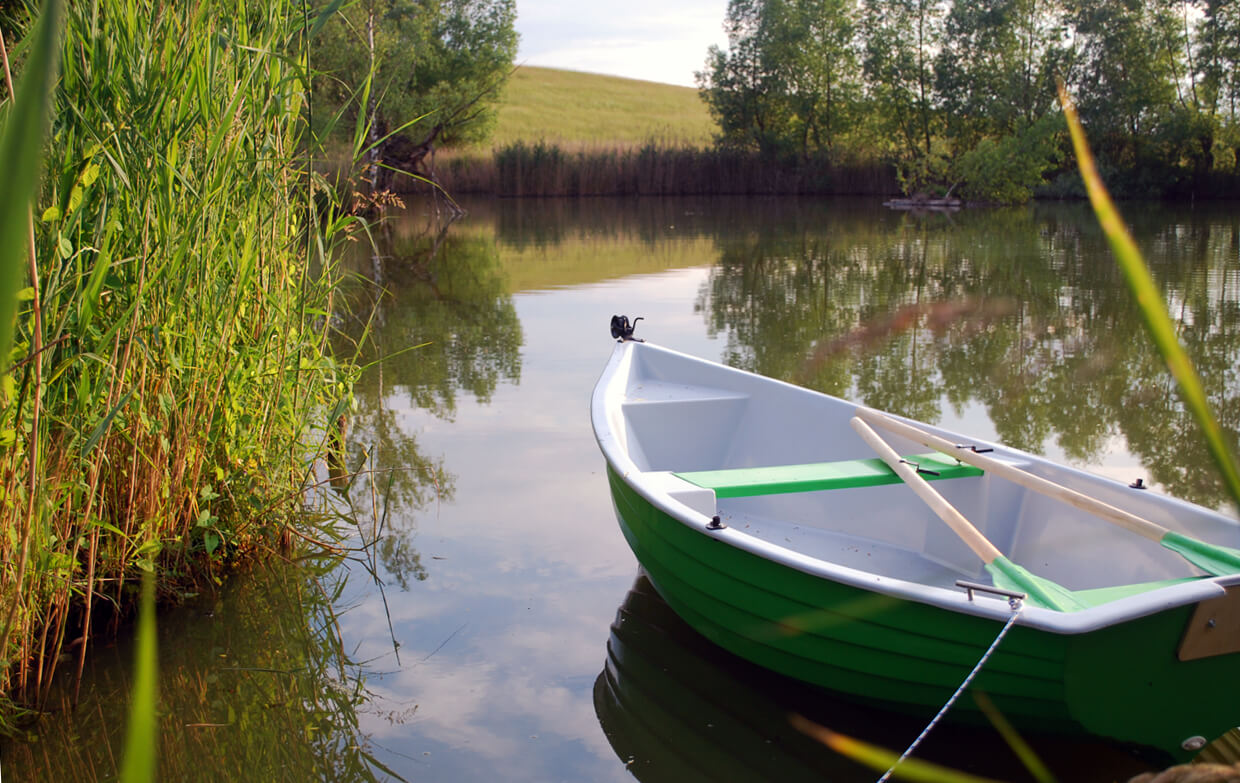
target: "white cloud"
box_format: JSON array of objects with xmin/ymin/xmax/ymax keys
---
[{"xmin": 515, "ymin": 0, "xmax": 728, "ymax": 86}]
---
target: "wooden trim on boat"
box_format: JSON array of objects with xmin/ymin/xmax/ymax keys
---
[{"xmin": 1178, "ymin": 585, "xmax": 1240, "ymax": 661}]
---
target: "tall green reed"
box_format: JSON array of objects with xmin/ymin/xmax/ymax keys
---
[
  {"xmin": 0, "ymin": 0, "xmax": 61, "ymax": 361},
  {"xmin": 0, "ymin": 0, "xmax": 364, "ymax": 730},
  {"xmin": 0, "ymin": 0, "xmax": 64, "ymax": 733}
]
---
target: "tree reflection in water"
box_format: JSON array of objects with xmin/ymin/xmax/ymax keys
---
[
  {"xmin": 2, "ymin": 557, "xmax": 401, "ymax": 782},
  {"xmin": 453, "ymin": 194, "xmax": 1239, "ymax": 508},
  {"xmin": 691, "ymin": 200, "xmax": 1240, "ymax": 509},
  {"xmin": 328, "ymin": 205, "xmax": 526, "ymax": 591},
  {"xmin": 6, "ymin": 196, "xmax": 1236, "ymax": 780},
  {"xmin": 596, "ymin": 573, "xmax": 1153, "ymax": 783}
]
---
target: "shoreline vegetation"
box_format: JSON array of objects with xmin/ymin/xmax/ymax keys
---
[
  {"xmin": 3, "ymin": 0, "xmax": 1238, "ymax": 764},
  {"xmin": 384, "ymin": 0, "xmax": 1240, "ymax": 205},
  {"xmin": 436, "ymin": 142, "xmax": 899, "ymax": 197},
  {"xmin": 406, "ymin": 136, "xmax": 1240, "ymax": 201},
  {"xmin": 0, "ymin": 0, "xmax": 365, "ymax": 732}
]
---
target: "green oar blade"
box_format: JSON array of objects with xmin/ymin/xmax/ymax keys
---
[
  {"xmin": 1161, "ymin": 531, "xmax": 1240, "ymax": 576},
  {"xmin": 986, "ymin": 558, "xmax": 1087, "ymax": 612}
]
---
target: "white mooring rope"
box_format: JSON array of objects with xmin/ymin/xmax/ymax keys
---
[{"xmin": 876, "ymin": 600, "xmax": 1025, "ymax": 783}]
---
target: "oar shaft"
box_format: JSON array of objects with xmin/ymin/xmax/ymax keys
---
[
  {"xmin": 855, "ymin": 408, "xmax": 1168, "ymax": 543},
  {"xmin": 849, "ymin": 417, "xmax": 1004, "ymax": 564}
]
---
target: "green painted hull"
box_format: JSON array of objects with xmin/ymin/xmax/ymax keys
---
[
  {"xmin": 596, "ymin": 574, "xmax": 1154, "ymax": 780},
  {"xmin": 608, "ymin": 466, "xmax": 1239, "ymax": 760}
]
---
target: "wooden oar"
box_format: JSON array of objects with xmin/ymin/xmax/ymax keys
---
[
  {"xmin": 856, "ymin": 407, "xmax": 1240, "ymax": 577},
  {"xmin": 849, "ymin": 417, "xmax": 1084, "ymax": 612}
]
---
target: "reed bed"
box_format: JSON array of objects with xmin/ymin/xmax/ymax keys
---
[
  {"xmin": 0, "ymin": 0, "xmax": 361, "ymax": 728},
  {"xmin": 434, "ymin": 142, "xmax": 899, "ymax": 197}
]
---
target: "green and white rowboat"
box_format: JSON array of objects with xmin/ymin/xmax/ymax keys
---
[{"xmin": 591, "ymin": 331, "xmax": 1240, "ymax": 760}]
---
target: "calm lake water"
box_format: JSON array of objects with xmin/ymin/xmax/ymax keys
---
[{"xmin": 5, "ymin": 196, "xmax": 1239, "ymax": 781}]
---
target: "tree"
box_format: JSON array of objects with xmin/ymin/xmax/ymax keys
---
[
  {"xmin": 315, "ymin": 0, "xmax": 518, "ymax": 187},
  {"xmin": 770, "ymin": 0, "xmax": 862, "ymax": 157},
  {"xmin": 1063, "ymin": 0, "xmax": 1184, "ymax": 165},
  {"xmin": 935, "ymin": 0, "xmax": 1072, "ymax": 149},
  {"xmin": 954, "ymin": 114, "xmax": 1062, "ymax": 203},
  {"xmin": 862, "ymin": 0, "xmax": 946, "ymax": 191},
  {"xmin": 931, "ymin": 0, "xmax": 1070, "ymax": 202},
  {"xmin": 1198, "ymin": 0, "xmax": 1240, "ymax": 170},
  {"xmin": 696, "ymin": 0, "xmax": 860, "ymax": 159},
  {"xmin": 1200, "ymin": 0, "xmax": 1240, "ymax": 122},
  {"xmin": 862, "ymin": 0, "xmax": 943, "ymax": 160},
  {"xmin": 697, "ymin": 0, "xmax": 797, "ymax": 155},
  {"xmin": 693, "ymin": 0, "xmax": 1240, "ymax": 196}
]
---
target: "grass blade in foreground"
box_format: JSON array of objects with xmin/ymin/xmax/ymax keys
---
[
  {"xmin": 0, "ymin": 0, "xmax": 62, "ymax": 360},
  {"xmin": 972, "ymin": 692, "xmax": 1055, "ymax": 783},
  {"xmin": 1057, "ymin": 83, "xmax": 1240, "ymax": 511},
  {"xmin": 0, "ymin": 0, "xmax": 63, "ymax": 700},
  {"xmin": 789, "ymin": 715, "xmax": 1005, "ymax": 783},
  {"xmin": 119, "ymin": 572, "xmax": 158, "ymax": 783}
]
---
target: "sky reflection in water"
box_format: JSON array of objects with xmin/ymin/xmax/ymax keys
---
[
  {"xmin": 10, "ymin": 196, "xmax": 1240, "ymax": 781},
  {"xmin": 335, "ymin": 195, "xmax": 1239, "ymax": 779},
  {"xmin": 339, "ymin": 267, "xmax": 715, "ymax": 781}
]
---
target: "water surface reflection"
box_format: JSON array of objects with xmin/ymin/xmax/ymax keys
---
[
  {"xmin": 471, "ymin": 196, "xmax": 1240, "ymax": 508},
  {"xmin": 597, "ymin": 574, "xmax": 1154, "ymax": 782},
  {"xmin": 6, "ymin": 196, "xmax": 1237, "ymax": 780},
  {"xmin": 2, "ymin": 559, "xmax": 392, "ymax": 781}
]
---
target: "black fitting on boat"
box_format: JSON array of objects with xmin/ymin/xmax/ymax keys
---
[
  {"xmin": 706, "ymin": 515, "xmax": 725, "ymax": 530},
  {"xmin": 956, "ymin": 444, "xmax": 993, "ymax": 454},
  {"xmin": 610, "ymin": 315, "xmax": 644, "ymax": 342},
  {"xmin": 1130, "ymin": 478, "xmax": 1147, "ymax": 489},
  {"xmin": 900, "ymin": 459, "xmax": 940, "ymax": 477}
]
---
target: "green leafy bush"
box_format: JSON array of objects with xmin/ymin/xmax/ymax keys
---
[{"xmin": 955, "ymin": 115, "xmax": 1061, "ymax": 204}]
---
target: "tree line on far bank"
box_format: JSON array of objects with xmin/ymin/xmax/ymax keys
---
[
  {"xmin": 697, "ymin": 0, "xmax": 1240, "ymax": 202},
  {"xmin": 310, "ymin": 0, "xmax": 1240, "ymax": 202}
]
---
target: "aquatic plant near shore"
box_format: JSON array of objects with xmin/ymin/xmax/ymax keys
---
[
  {"xmin": 0, "ymin": 0, "xmax": 364, "ymax": 729},
  {"xmin": 0, "ymin": 0, "xmax": 65, "ymax": 730}
]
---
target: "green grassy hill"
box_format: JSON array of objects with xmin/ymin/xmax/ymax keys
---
[{"xmin": 487, "ymin": 66, "xmax": 716, "ymax": 149}]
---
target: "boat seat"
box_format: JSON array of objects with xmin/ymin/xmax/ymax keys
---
[{"xmin": 674, "ymin": 452, "xmax": 983, "ymax": 499}]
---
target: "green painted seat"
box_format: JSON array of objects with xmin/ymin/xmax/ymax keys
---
[{"xmin": 674, "ymin": 452, "xmax": 983, "ymax": 498}]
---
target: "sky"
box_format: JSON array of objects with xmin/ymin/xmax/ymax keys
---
[{"xmin": 514, "ymin": 0, "xmax": 730, "ymax": 87}]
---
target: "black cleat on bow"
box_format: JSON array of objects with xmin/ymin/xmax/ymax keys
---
[{"xmin": 610, "ymin": 315, "xmax": 644, "ymax": 342}]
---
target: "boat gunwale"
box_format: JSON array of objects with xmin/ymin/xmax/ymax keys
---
[{"xmin": 591, "ymin": 339, "xmax": 1237, "ymax": 635}]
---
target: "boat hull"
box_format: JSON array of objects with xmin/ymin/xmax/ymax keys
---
[
  {"xmin": 607, "ymin": 464, "xmax": 1238, "ymax": 760},
  {"xmin": 596, "ymin": 573, "xmax": 1155, "ymax": 780}
]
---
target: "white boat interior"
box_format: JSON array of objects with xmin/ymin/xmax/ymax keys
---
[{"xmin": 604, "ymin": 342, "xmax": 1240, "ymax": 598}]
